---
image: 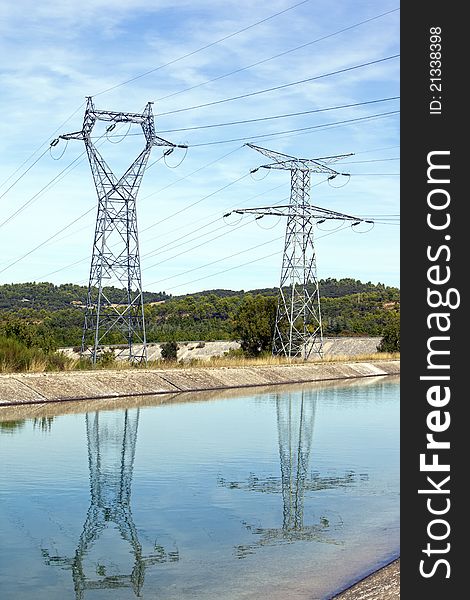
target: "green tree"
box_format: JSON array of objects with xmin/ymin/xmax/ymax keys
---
[
  {"xmin": 0, "ymin": 317, "xmax": 57, "ymax": 352},
  {"xmin": 377, "ymin": 314, "xmax": 400, "ymax": 352},
  {"xmin": 233, "ymin": 294, "xmax": 277, "ymax": 356},
  {"xmin": 160, "ymin": 340, "xmax": 178, "ymax": 362}
]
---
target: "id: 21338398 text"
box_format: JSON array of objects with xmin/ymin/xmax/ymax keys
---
[{"xmin": 429, "ymin": 27, "xmax": 443, "ymax": 115}]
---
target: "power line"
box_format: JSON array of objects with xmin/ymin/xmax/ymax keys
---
[
  {"xmin": 141, "ymin": 195, "xmax": 290, "ymax": 260},
  {"xmin": 148, "ymin": 235, "xmax": 284, "ymax": 287},
  {"xmin": 140, "ymin": 145, "xmax": 243, "ymax": 204},
  {"xmin": 131, "ymin": 180, "xmax": 328, "ymax": 267},
  {"xmin": 154, "ymin": 97, "xmax": 400, "ymax": 134},
  {"xmin": 37, "ymin": 177, "xmax": 323, "ymax": 286},
  {"xmin": 143, "ymin": 217, "xmax": 253, "ymax": 273},
  {"xmin": 0, "ymin": 146, "xmax": 51, "ymax": 204},
  {"xmin": 33, "ymin": 159, "xmax": 395, "ymax": 284},
  {"xmin": 143, "ymin": 187, "xmax": 343, "ymax": 281},
  {"xmin": 1, "ymin": 95, "xmax": 397, "ymax": 226},
  {"xmin": 156, "ymin": 54, "xmax": 399, "ymax": 117},
  {"xmin": 92, "ymin": 0, "xmax": 312, "ymax": 97},
  {"xmin": 188, "ymin": 110, "xmax": 400, "ymax": 147},
  {"xmin": 25, "ymin": 148, "xmax": 395, "ymax": 284},
  {"xmin": 154, "ymin": 250, "xmax": 281, "ymax": 293},
  {"xmin": 156, "ymin": 8, "xmax": 400, "ymax": 103},
  {"xmin": 258, "ymin": 115, "xmax": 399, "ymax": 147},
  {"xmin": 140, "ymin": 177, "xmax": 332, "ymax": 260},
  {"xmin": 0, "ymin": 123, "xmax": 125, "ymax": 231},
  {"xmin": 99, "ymin": 96, "xmax": 399, "ymax": 141},
  {"xmin": 0, "ymin": 209, "xmax": 96, "ymax": 276},
  {"xmin": 140, "ymin": 180, "xmax": 289, "ymax": 247},
  {"xmin": 0, "ymin": 150, "xmax": 88, "ymax": 230},
  {"xmin": 353, "ymin": 145, "xmax": 400, "ymax": 154},
  {"xmin": 153, "ymin": 221, "xmax": 354, "ymax": 293},
  {"xmin": 334, "ymin": 157, "xmax": 399, "ymax": 164},
  {"xmin": 35, "ymin": 150, "xmax": 249, "ymax": 280},
  {"xmin": 0, "ymin": 103, "xmax": 85, "ymax": 195},
  {"xmin": 141, "ymin": 172, "xmax": 250, "ymax": 231}
]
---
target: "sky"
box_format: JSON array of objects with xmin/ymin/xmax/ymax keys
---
[{"xmin": 0, "ymin": 0, "xmax": 399, "ymax": 295}]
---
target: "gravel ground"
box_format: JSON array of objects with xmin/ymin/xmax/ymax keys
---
[{"xmin": 331, "ymin": 560, "xmax": 400, "ymax": 599}]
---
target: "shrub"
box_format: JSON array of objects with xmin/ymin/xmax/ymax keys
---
[
  {"xmin": 377, "ymin": 316, "xmax": 400, "ymax": 353},
  {"xmin": 0, "ymin": 335, "xmax": 44, "ymax": 372},
  {"xmin": 160, "ymin": 340, "xmax": 178, "ymax": 362},
  {"xmin": 97, "ymin": 349, "xmax": 116, "ymax": 367},
  {"xmin": 45, "ymin": 351, "xmax": 74, "ymax": 371}
]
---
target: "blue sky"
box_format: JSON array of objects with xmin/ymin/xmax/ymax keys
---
[{"xmin": 0, "ymin": 0, "xmax": 399, "ymax": 295}]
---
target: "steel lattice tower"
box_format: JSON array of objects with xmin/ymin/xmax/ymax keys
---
[
  {"xmin": 226, "ymin": 143, "xmax": 372, "ymax": 360},
  {"xmin": 60, "ymin": 97, "xmax": 185, "ymax": 364}
]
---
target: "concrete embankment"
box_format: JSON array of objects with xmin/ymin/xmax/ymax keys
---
[
  {"xmin": 59, "ymin": 337, "xmax": 383, "ymax": 362},
  {"xmin": 0, "ymin": 359, "xmax": 399, "ymax": 407}
]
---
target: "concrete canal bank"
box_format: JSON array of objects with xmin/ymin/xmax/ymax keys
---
[{"xmin": 0, "ymin": 359, "xmax": 399, "ymax": 407}]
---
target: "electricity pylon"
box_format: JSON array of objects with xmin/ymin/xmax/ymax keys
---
[
  {"xmin": 60, "ymin": 97, "xmax": 186, "ymax": 364},
  {"xmin": 42, "ymin": 409, "xmax": 179, "ymax": 599},
  {"xmin": 218, "ymin": 390, "xmax": 362, "ymax": 557},
  {"xmin": 225, "ymin": 143, "xmax": 372, "ymax": 360}
]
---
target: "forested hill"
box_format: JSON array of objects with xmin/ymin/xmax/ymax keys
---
[
  {"xmin": 0, "ymin": 278, "xmax": 398, "ymax": 311},
  {"xmin": 173, "ymin": 278, "xmax": 398, "ymax": 300},
  {"xmin": 0, "ymin": 278, "xmax": 399, "ymax": 349},
  {"xmin": 0, "ymin": 282, "xmax": 170, "ymax": 311}
]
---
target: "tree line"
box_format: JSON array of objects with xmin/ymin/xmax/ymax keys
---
[{"xmin": 0, "ymin": 279, "xmax": 400, "ymax": 370}]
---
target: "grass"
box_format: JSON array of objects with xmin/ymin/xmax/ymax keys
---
[
  {"xmin": 1, "ymin": 351, "xmax": 399, "ymax": 374},
  {"xmin": 146, "ymin": 352, "xmax": 400, "ymax": 370}
]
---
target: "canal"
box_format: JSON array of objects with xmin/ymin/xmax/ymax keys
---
[{"xmin": 0, "ymin": 376, "xmax": 399, "ymax": 600}]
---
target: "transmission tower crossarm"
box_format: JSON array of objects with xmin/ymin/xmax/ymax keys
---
[
  {"xmin": 60, "ymin": 130, "xmax": 85, "ymax": 141},
  {"xmin": 152, "ymin": 135, "xmax": 188, "ymax": 149},
  {"xmin": 59, "ymin": 98, "xmax": 187, "ymax": 151},
  {"xmin": 229, "ymin": 205, "xmax": 374, "ymax": 224},
  {"xmin": 246, "ymin": 142, "xmax": 297, "ymax": 163},
  {"xmin": 246, "ymin": 142, "xmax": 354, "ymax": 175}
]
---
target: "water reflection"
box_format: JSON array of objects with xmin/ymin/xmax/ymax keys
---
[
  {"xmin": 0, "ymin": 416, "xmax": 54, "ymax": 433},
  {"xmin": 42, "ymin": 409, "xmax": 179, "ymax": 599},
  {"xmin": 33, "ymin": 416, "xmax": 54, "ymax": 432},
  {"xmin": 219, "ymin": 390, "xmax": 367, "ymax": 557},
  {"xmin": 0, "ymin": 419, "xmax": 26, "ymax": 433},
  {"xmin": 0, "ymin": 380, "xmax": 399, "ymax": 600}
]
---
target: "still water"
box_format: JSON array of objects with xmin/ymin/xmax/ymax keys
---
[{"xmin": 0, "ymin": 377, "xmax": 399, "ymax": 600}]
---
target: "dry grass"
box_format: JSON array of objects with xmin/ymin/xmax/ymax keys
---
[
  {"xmin": 60, "ymin": 351, "xmax": 399, "ymax": 373},
  {"xmin": 26, "ymin": 357, "xmax": 49, "ymax": 372},
  {"xmin": 0, "ymin": 350, "xmax": 399, "ymax": 374},
  {"xmin": 316, "ymin": 352, "xmax": 399, "ymax": 363}
]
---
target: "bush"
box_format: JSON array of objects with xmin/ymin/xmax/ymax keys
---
[
  {"xmin": 377, "ymin": 316, "xmax": 400, "ymax": 352},
  {"xmin": 160, "ymin": 340, "xmax": 178, "ymax": 362},
  {"xmin": 45, "ymin": 351, "xmax": 74, "ymax": 371},
  {"xmin": 97, "ymin": 349, "xmax": 116, "ymax": 367},
  {"xmin": 0, "ymin": 335, "xmax": 44, "ymax": 372},
  {"xmin": 0, "ymin": 318, "xmax": 57, "ymax": 353}
]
